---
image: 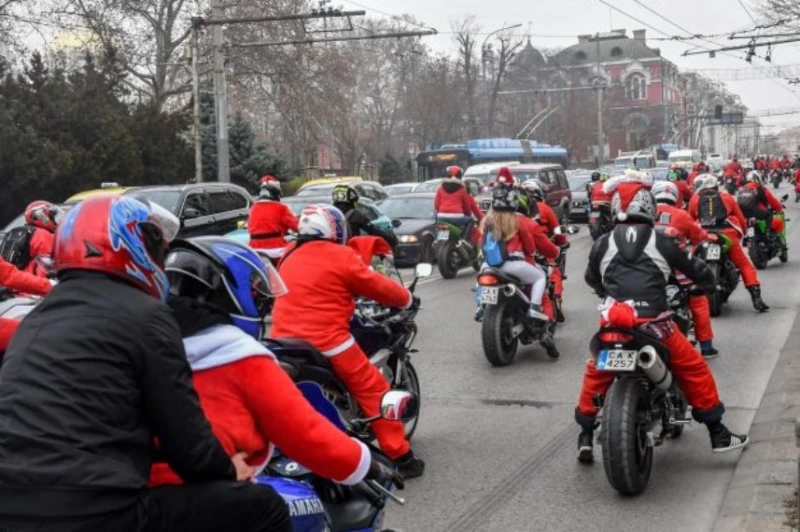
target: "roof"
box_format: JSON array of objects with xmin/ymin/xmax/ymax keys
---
[
  {"xmin": 553, "ymin": 30, "xmax": 660, "ymax": 66},
  {"xmin": 508, "ymin": 40, "xmax": 547, "ymax": 74},
  {"xmin": 509, "ymin": 163, "xmax": 564, "ymax": 171},
  {"xmin": 297, "ymin": 176, "xmax": 363, "ymax": 191}
]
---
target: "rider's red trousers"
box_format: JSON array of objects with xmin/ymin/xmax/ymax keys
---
[
  {"xmin": 550, "ymin": 266, "xmax": 563, "ymax": 299},
  {"xmin": 0, "ymin": 318, "xmax": 19, "ymax": 352},
  {"xmin": 721, "ymin": 228, "xmax": 759, "ymax": 288},
  {"xmin": 329, "ymin": 343, "xmax": 410, "ymax": 460},
  {"xmin": 689, "ymin": 295, "xmax": 713, "ymax": 343},
  {"xmin": 577, "ymin": 326, "xmax": 721, "ymax": 418}
]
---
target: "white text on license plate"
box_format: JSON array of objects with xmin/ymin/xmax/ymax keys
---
[
  {"xmin": 706, "ymin": 244, "xmax": 721, "ymax": 260},
  {"xmin": 597, "ymin": 349, "xmax": 638, "ymax": 371},
  {"xmin": 436, "ymin": 229, "xmax": 450, "ymax": 241},
  {"xmin": 480, "ymin": 286, "xmax": 499, "ymax": 305}
]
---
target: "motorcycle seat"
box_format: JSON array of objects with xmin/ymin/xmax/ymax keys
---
[
  {"xmin": 263, "ymin": 338, "xmax": 332, "ymax": 369},
  {"xmin": 483, "ymin": 268, "xmax": 524, "ymax": 286}
]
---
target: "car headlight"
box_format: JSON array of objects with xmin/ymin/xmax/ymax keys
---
[
  {"xmin": 573, "ymin": 201, "xmax": 581, "ymax": 207},
  {"xmin": 398, "ymin": 235, "xmax": 419, "ymax": 243}
]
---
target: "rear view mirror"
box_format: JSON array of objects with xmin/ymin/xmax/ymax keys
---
[
  {"xmin": 415, "ymin": 263, "xmax": 433, "ymax": 278},
  {"xmin": 183, "ymin": 207, "xmax": 201, "ymax": 220},
  {"xmin": 555, "ymin": 225, "xmax": 580, "ymax": 235},
  {"xmin": 380, "ymin": 390, "xmax": 419, "ymax": 422},
  {"xmin": 392, "ymin": 219, "xmax": 402, "ymax": 229}
]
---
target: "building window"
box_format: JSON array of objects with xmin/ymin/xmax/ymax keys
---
[
  {"xmin": 574, "ymin": 51, "xmax": 587, "ymax": 63},
  {"xmin": 610, "ymin": 46, "xmax": 623, "ymax": 57},
  {"xmin": 626, "ymin": 73, "xmax": 647, "ymax": 100}
]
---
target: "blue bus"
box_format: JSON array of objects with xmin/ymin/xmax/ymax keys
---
[{"xmin": 415, "ymin": 138, "xmax": 569, "ymax": 181}]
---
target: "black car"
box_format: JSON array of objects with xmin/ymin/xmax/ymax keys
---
[
  {"xmin": 379, "ymin": 193, "xmax": 437, "ymax": 266},
  {"xmin": 568, "ymin": 173, "xmax": 592, "ymax": 223},
  {"xmin": 125, "ymin": 183, "xmax": 253, "ymax": 238}
]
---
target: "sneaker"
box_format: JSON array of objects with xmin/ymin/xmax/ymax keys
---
[
  {"xmin": 527, "ymin": 304, "xmax": 549, "ymax": 321},
  {"xmin": 709, "ymin": 423, "xmax": 749, "ymax": 453},
  {"xmin": 701, "ymin": 347, "xmax": 719, "ymax": 360},
  {"xmin": 540, "ymin": 324, "xmax": 559, "ymax": 359},
  {"xmin": 395, "ymin": 451, "xmax": 425, "ymax": 478},
  {"xmin": 577, "ymin": 430, "xmax": 594, "ymax": 463}
]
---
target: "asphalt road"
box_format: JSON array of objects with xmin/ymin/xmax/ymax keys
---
[{"xmin": 387, "ymin": 182, "xmax": 800, "ymax": 532}]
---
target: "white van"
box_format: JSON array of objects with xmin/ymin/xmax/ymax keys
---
[
  {"xmin": 463, "ymin": 161, "xmax": 521, "ymax": 185},
  {"xmin": 614, "ymin": 150, "xmax": 656, "ymax": 170},
  {"xmin": 668, "ymin": 149, "xmax": 702, "ymax": 167}
]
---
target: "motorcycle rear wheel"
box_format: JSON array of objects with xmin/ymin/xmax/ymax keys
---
[
  {"xmin": 600, "ymin": 378, "xmax": 653, "ymax": 496},
  {"xmin": 436, "ymin": 241, "xmax": 459, "ymax": 279},
  {"xmin": 749, "ymin": 240, "xmax": 768, "ymax": 270},
  {"xmin": 708, "ymin": 263, "xmax": 723, "ymax": 317},
  {"xmin": 482, "ymin": 300, "xmax": 519, "ymax": 367}
]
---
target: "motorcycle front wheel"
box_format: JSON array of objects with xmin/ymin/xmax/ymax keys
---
[
  {"xmin": 436, "ymin": 240, "xmax": 459, "ymax": 279},
  {"xmin": 481, "ymin": 300, "xmax": 520, "ymax": 367},
  {"xmin": 600, "ymin": 378, "xmax": 653, "ymax": 496},
  {"xmin": 396, "ymin": 361, "xmax": 421, "ymax": 439}
]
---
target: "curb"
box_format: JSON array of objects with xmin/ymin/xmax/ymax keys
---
[{"xmin": 713, "ymin": 309, "xmax": 800, "ymax": 532}]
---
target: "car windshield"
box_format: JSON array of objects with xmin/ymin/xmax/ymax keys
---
[
  {"xmin": 387, "ymin": 185, "xmax": 416, "ymax": 196},
  {"xmin": 2, "ymin": 213, "xmax": 25, "ymax": 232},
  {"xmin": 379, "ymin": 197, "xmax": 435, "ymax": 220},
  {"xmin": 129, "ymin": 190, "xmax": 183, "ymax": 215},
  {"xmin": 569, "ymin": 176, "xmax": 591, "ymax": 191},
  {"xmin": 413, "ymin": 181, "xmax": 441, "ymax": 193},
  {"xmin": 295, "ymin": 184, "xmax": 338, "ymax": 197}
]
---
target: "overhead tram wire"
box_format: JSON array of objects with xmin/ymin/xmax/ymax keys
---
[
  {"xmin": 736, "ymin": 0, "xmax": 758, "ymax": 24},
  {"xmin": 340, "ymin": 0, "xmax": 434, "ymax": 31}
]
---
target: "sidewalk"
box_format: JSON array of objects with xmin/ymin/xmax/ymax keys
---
[{"xmin": 714, "ymin": 310, "xmax": 800, "ymax": 532}]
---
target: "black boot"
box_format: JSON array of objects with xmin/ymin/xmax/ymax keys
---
[
  {"xmin": 540, "ymin": 322, "xmax": 559, "ymax": 359},
  {"xmin": 555, "ymin": 297, "xmax": 566, "ymax": 323},
  {"xmin": 707, "ymin": 422, "xmax": 749, "ymax": 453},
  {"xmin": 747, "ymin": 285, "xmax": 770, "ymax": 313},
  {"xmin": 395, "ymin": 450, "xmax": 425, "ymax": 478},
  {"xmin": 575, "ymin": 409, "xmax": 597, "ymax": 463}
]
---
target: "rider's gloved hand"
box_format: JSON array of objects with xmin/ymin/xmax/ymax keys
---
[
  {"xmin": 367, "ymin": 458, "xmax": 405, "ymax": 490},
  {"xmin": 410, "ymin": 296, "xmax": 421, "ymax": 311}
]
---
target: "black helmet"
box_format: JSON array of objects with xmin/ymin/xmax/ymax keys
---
[
  {"xmin": 491, "ymin": 185, "xmax": 519, "ymax": 212},
  {"xmin": 591, "ymin": 172, "xmax": 601, "ymax": 182},
  {"xmin": 332, "ymin": 184, "xmax": 359, "ymax": 205}
]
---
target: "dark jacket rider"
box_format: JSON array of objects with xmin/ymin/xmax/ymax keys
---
[{"xmin": 332, "ymin": 184, "xmax": 399, "ymax": 249}]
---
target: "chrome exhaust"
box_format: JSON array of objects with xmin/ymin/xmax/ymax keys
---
[
  {"xmin": 636, "ymin": 346, "xmax": 673, "ymax": 392},
  {"xmin": 502, "ymin": 285, "xmax": 516, "ymax": 297}
]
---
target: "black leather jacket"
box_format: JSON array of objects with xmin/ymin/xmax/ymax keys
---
[
  {"xmin": 0, "ymin": 272, "xmax": 234, "ymax": 517},
  {"xmin": 585, "ymin": 224, "xmax": 715, "ymax": 318}
]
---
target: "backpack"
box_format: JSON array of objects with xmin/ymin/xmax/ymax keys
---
[
  {"xmin": 696, "ymin": 192, "xmax": 729, "ymax": 229},
  {"xmin": 0, "ymin": 225, "xmax": 36, "ymax": 269},
  {"xmin": 482, "ymin": 229, "xmax": 510, "ymax": 267},
  {"xmin": 735, "ymin": 186, "xmax": 764, "ymax": 218}
]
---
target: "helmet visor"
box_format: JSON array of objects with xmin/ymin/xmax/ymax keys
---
[
  {"xmin": 148, "ymin": 201, "xmax": 181, "ymax": 243},
  {"xmin": 254, "ymin": 254, "xmax": 288, "ymax": 298}
]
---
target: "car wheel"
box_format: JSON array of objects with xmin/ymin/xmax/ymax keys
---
[{"xmin": 420, "ymin": 237, "xmax": 435, "ymax": 264}]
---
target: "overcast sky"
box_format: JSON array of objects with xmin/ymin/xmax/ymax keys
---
[{"xmin": 348, "ymin": 0, "xmax": 800, "ymax": 132}]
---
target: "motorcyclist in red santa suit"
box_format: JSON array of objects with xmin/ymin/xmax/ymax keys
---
[
  {"xmin": 0, "ymin": 256, "xmax": 52, "ymax": 353},
  {"xmin": 248, "ymin": 175, "xmax": 298, "ymax": 262},
  {"xmin": 150, "ymin": 236, "xmax": 402, "ymax": 491},
  {"xmin": 270, "ymin": 204, "xmax": 425, "ymax": 478},
  {"xmin": 575, "ymin": 187, "xmax": 748, "ymax": 463},
  {"xmin": 21, "ymin": 200, "xmax": 63, "ymax": 277}
]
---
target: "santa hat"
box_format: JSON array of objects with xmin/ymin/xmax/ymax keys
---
[
  {"xmin": 260, "ymin": 175, "xmax": 278, "ymax": 185},
  {"xmin": 496, "ymin": 166, "xmax": 516, "ymax": 186}
]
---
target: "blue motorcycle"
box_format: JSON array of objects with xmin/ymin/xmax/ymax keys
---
[{"xmin": 257, "ymin": 382, "xmax": 417, "ymax": 531}]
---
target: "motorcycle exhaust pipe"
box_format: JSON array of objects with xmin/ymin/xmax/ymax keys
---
[
  {"xmin": 637, "ymin": 345, "xmax": 673, "ymax": 392},
  {"xmin": 456, "ymin": 241, "xmax": 474, "ymax": 261},
  {"xmin": 502, "ymin": 284, "xmax": 516, "ymax": 297}
]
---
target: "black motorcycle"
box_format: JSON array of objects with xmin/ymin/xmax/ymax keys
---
[
  {"xmin": 433, "ymin": 220, "xmax": 481, "ymax": 279},
  {"xmin": 666, "ymin": 274, "xmax": 695, "ymax": 345},
  {"xmin": 698, "ymin": 235, "xmax": 740, "ymax": 317},
  {"xmin": 591, "ymin": 320, "xmax": 690, "ymax": 495},
  {"xmin": 265, "ymin": 263, "xmax": 431, "ymax": 440},
  {"xmin": 589, "ymin": 203, "xmax": 613, "ymax": 241}
]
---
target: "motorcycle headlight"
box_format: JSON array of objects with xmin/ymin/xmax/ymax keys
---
[{"xmin": 398, "ymin": 235, "xmax": 419, "ymax": 243}]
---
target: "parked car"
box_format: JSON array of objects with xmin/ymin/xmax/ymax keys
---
[
  {"xmin": 476, "ymin": 163, "xmax": 573, "ymax": 224},
  {"xmin": 282, "ymin": 195, "xmax": 394, "ymax": 233},
  {"xmin": 295, "ymin": 177, "xmax": 388, "ymax": 203},
  {"xmin": 568, "ymin": 173, "xmax": 592, "ymax": 223},
  {"xmin": 413, "ymin": 177, "xmax": 483, "ymax": 197},
  {"xmin": 379, "ymin": 193, "xmax": 437, "ymax": 266},
  {"xmin": 125, "ymin": 183, "xmax": 253, "ymax": 238},
  {"xmin": 385, "ymin": 183, "xmax": 418, "ymax": 196}
]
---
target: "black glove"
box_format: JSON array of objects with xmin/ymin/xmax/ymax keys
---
[
  {"xmin": 367, "ymin": 458, "xmax": 405, "ymax": 490},
  {"xmin": 410, "ymin": 296, "xmax": 421, "ymax": 311},
  {"xmin": 560, "ymin": 241, "xmax": 571, "ymax": 251}
]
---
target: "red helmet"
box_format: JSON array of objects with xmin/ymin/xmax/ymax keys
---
[
  {"xmin": 446, "ymin": 166, "xmax": 463, "ymax": 179},
  {"xmin": 25, "ymin": 200, "xmax": 63, "ymax": 233},
  {"xmin": 54, "ymin": 195, "xmax": 180, "ymax": 300}
]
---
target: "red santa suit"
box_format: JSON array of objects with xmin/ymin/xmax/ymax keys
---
[
  {"xmin": 0, "ymin": 257, "xmax": 51, "ymax": 351},
  {"xmin": 247, "ymin": 200, "xmax": 298, "ymax": 260},
  {"xmin": 272, "ymin": 240, "xmax": 413, "ymax": 460},
  {"xmin": 149, "ymin": 324, "xmax": 370, "ymax": 486},
  {"xmin": 23, "ymin": 228, "xmax": 55, "ymax": 277},
  {"xmin": 530, "ymin": 200, "xmax": 567, "ymax": 302}
]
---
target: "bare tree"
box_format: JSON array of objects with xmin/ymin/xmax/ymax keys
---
[
  {"xmin": 485, "ymin": 32, "xmax": 523, "ymax": 137},
  {"xmin": 453, "ymin": 17, "xmax": 479, "ymax": 137}
]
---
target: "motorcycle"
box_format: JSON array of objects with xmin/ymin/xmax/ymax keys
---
[
  {"xmin": 666, "ymin": 273, "xmax": 695, "ymax": 346},
  {"xmin": 257, "ymin": 385, "xmax": 416, "ymax": 531},
  {"xmin": 698, "ymin": 234, "xmax": 739, "ymax": 317},
  {"xmin": 588, "ymin": 203, "xmax": 613, "ymax": 241},
  {"xmin": 591, "ymin": 317, "xmax": 691, "ymax": 496},
  {"xmin": 265, "ymin": 262, "xmax": 431, "ymax": 440},
  {"xmin": 476, "ymin": 258, "xmax": 557, "ymax": 366},
  {"xmin": 745, "ymin": 198, "xmax": 789, "ymax": 269},
  {"xmin": 433, "ymin": 219, "xmax": 481, "ymax": 279}
]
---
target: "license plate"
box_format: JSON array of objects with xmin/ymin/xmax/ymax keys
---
[
  {"xmin": 480, "ymin": 286, "xmax": 499, "ymax": 305},
  {"xmin": 597, "ymin": 349, "xmax": 638, "ymax": 371},
  {"xmin": 706, "ymin": 243, "xmax": 721, "ymax": 260},
  {"xmin": 747, "ymin": 227, "xmax": 755, "ymax": 238},
  {"xmin": 436, "ymin": 229, "xmax": 450, "ymax": 241}
]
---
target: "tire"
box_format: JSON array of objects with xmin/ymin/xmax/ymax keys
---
[
  {"xmin": 397, "ymin": 362, "xmax": 421, "ymax": 440},
  {"xmin": 436, "ymin": 241, "xmax": 459, "ymax": 279},
  {"xmin": 600, "ymin": 378, "xmax": 653, "ymax": 496},
  {"xmin": 780, "ymin": 248, "xmax": 788, "ymax": 263},
  {"xmin": 708, "ymin": 263, "xmax": 723, "ymax": 317},
  {"xmin": 481, "ymin": 300, "xmax": 519, "ymax": 367},
  {"xmin": 749, "ymin": 239, "xmax": 768, "ymax": 270},
  {"xmin": 420, "ymin": 237, "xmax": 435, "ymax": 264}
]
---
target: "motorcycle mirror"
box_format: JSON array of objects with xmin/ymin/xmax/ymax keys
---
[
  {"xmin": 380, "ymin": 390, "xmax": 419, "ymax": 422},
  {"xmin": 415, "ymin": 262, "xmax": 433, "ymax": 278}
]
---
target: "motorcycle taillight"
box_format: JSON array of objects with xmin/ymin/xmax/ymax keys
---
[
  {"xmin": 599, "ymin": 331, "xmax": 633, "ymax": 343},
  {"xmin": 437, "ymin": 223, "xmax": 450, "ymax": 230},
  {"xmin": 477, "ymin": 274, "xmax": 499, "ymax": 286}
]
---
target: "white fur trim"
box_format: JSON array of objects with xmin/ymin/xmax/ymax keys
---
[
  {"xmin": 184, "ymin": 324, "xmax": 275, "ymax": 371},
  {"xmin": 339, "ymin": 440, "xmax": 372, "ymax": 485},
  {"xmin": 321, "ymin": 336, "xmax": 355, "ymax": 357}
]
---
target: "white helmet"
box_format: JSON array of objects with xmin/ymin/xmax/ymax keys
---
[
  {"xmin": 652, "ymin": 181, "xmax": 680, "ymax": 205},
  {"xmin": 297, "ymin": 204, "xmax": 350, "ymax": 244},
  {"xmin": 695, "ymin": 174, "xmax": 719, "ymax": 193}
]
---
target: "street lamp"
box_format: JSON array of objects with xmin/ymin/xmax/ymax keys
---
[{"xmin": 481, "ymin": 23, "xmax": 522, "ymax": 79}]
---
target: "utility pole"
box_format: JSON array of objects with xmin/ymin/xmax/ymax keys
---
[
  {"xmin": 595, "ymin": 33, "xmax": 604, "ymax": 167},
  {"xmin": 211, "ymin": 0, "xmax": 230, "ymax": 182},
  {"xmin": 191, "ymin": 18, "xmax": 203, "ymax": 183}
]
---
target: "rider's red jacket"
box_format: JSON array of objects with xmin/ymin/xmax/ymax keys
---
[
  {"xmin": 590, "ymin": 182, "xmax": 613, "ymax": 204},
  {"xmin": 24, "ymin": 228, "xmax": 54, "ymax": 276},
  {"xmin": 435, "ymin": 180, "xmax": 483, "ymax": 219},
  {"xmin": 0, "ymin": 257, "xmax": 51, "ymax": 296},
  {"xmin": 248, "ymin": 201, "xmax": 298, "ymax": 250},
  {"xmin": 271, "ymin": 240, "xmax": 412, "ymax": 355},
  {"xmin": 723, "ymin": 162, "xmax": 743, "ymax": 177},
  {"xmin": 743, "ymin": 182, "xmax": 783, "ymax": 213},
  {"xmin": 656, "ymin": 204, "xmax": 708, "ymax": 246},
  {"xmin": 688, "ymin": 191, "xmax": 748, "ymax": 235}
]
